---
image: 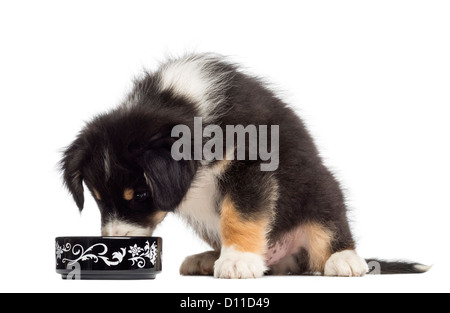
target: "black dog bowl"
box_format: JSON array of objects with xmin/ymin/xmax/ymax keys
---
[{"xmin": 55, "ymin": 237, "xmax": 162, "ymax": 280}]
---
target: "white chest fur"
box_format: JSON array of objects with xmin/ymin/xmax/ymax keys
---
[{"xmin": 176, "ymin": 167, "xmax": 222, "ymax": 249}]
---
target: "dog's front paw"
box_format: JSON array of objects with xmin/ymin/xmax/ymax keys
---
[{"xmin": 214, "ymin": 246, "xmax": 267, "ymax": 279}]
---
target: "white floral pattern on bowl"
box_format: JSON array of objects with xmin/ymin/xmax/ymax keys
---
[{"xmin": 55, "ymin": 240, "xmax": 158, "ymax": 269}]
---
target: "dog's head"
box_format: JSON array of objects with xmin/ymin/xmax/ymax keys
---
[{"xmin": 60, "ymin": 107, "xmax": 197, "ymax": 236}]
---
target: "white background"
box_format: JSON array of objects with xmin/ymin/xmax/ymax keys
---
[{"xmin": 0, "ymin": 0, "xmax": 449, "ymax": 293}]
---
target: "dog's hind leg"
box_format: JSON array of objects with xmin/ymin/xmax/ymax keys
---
[{"xmin": 180, "ymin": 250, "xmax": 220, "ymax": 276}]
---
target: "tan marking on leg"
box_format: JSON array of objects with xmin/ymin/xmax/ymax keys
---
[
  {"xmin": 303, "ymin": 223, "xmax": 333, "ymax": 273},
  {"xmin": 220, "ymin": 195, "xmax": 269, "ymax": 254},
  {"xmin": 93, "ymin": 189, "xmax": 101, "ymax": 201},
  {"xmin": 123, "ymin": 188, "xmax": 134, "ymax": 201}
]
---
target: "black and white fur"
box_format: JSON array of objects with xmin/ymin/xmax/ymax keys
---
[{"xmin": 60, "ymin": 54, "xmax": 429, "ymax": 278}]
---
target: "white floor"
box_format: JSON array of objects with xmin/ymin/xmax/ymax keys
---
[{"xmin": 4, "ymin": 213, "xmax": 447, "ymax": 293}]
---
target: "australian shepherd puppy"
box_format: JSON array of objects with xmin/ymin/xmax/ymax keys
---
[{"xmin": 60, "ymin": 54, "xmax": 428, "ymax": 278}]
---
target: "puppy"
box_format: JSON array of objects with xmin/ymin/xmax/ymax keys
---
[{"xmin": 60, "ymin": 54, "xmax": 428, "ymax": 278}]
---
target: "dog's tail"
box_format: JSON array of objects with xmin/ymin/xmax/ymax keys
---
[{"xmin": 365, "ymin": 258, "xmax": 432, "ymax": 275}]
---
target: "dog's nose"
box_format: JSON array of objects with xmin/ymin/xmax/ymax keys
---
[
  {"xmin": 101, "ymin": 224, "xmax": 129, "ymax": 236},
  {"xmin": 101, "ymin": 219, "xmax": 154, "ymax": 237},
  {"xmin": 101, "ymin": 219, "xmax": 129, "ymax": 236},
  {"xmin": 101, "ymin": 228, "xmax": 130, "ymax": 236}
]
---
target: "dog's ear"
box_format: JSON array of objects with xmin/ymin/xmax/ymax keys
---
[
  {"xmin": 140, "ymin": 146, "xmax": 197, "ymax": 212},
  {"xmin": 60, "ymin": 137, "xmax": 87, "ymax": 211}
]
